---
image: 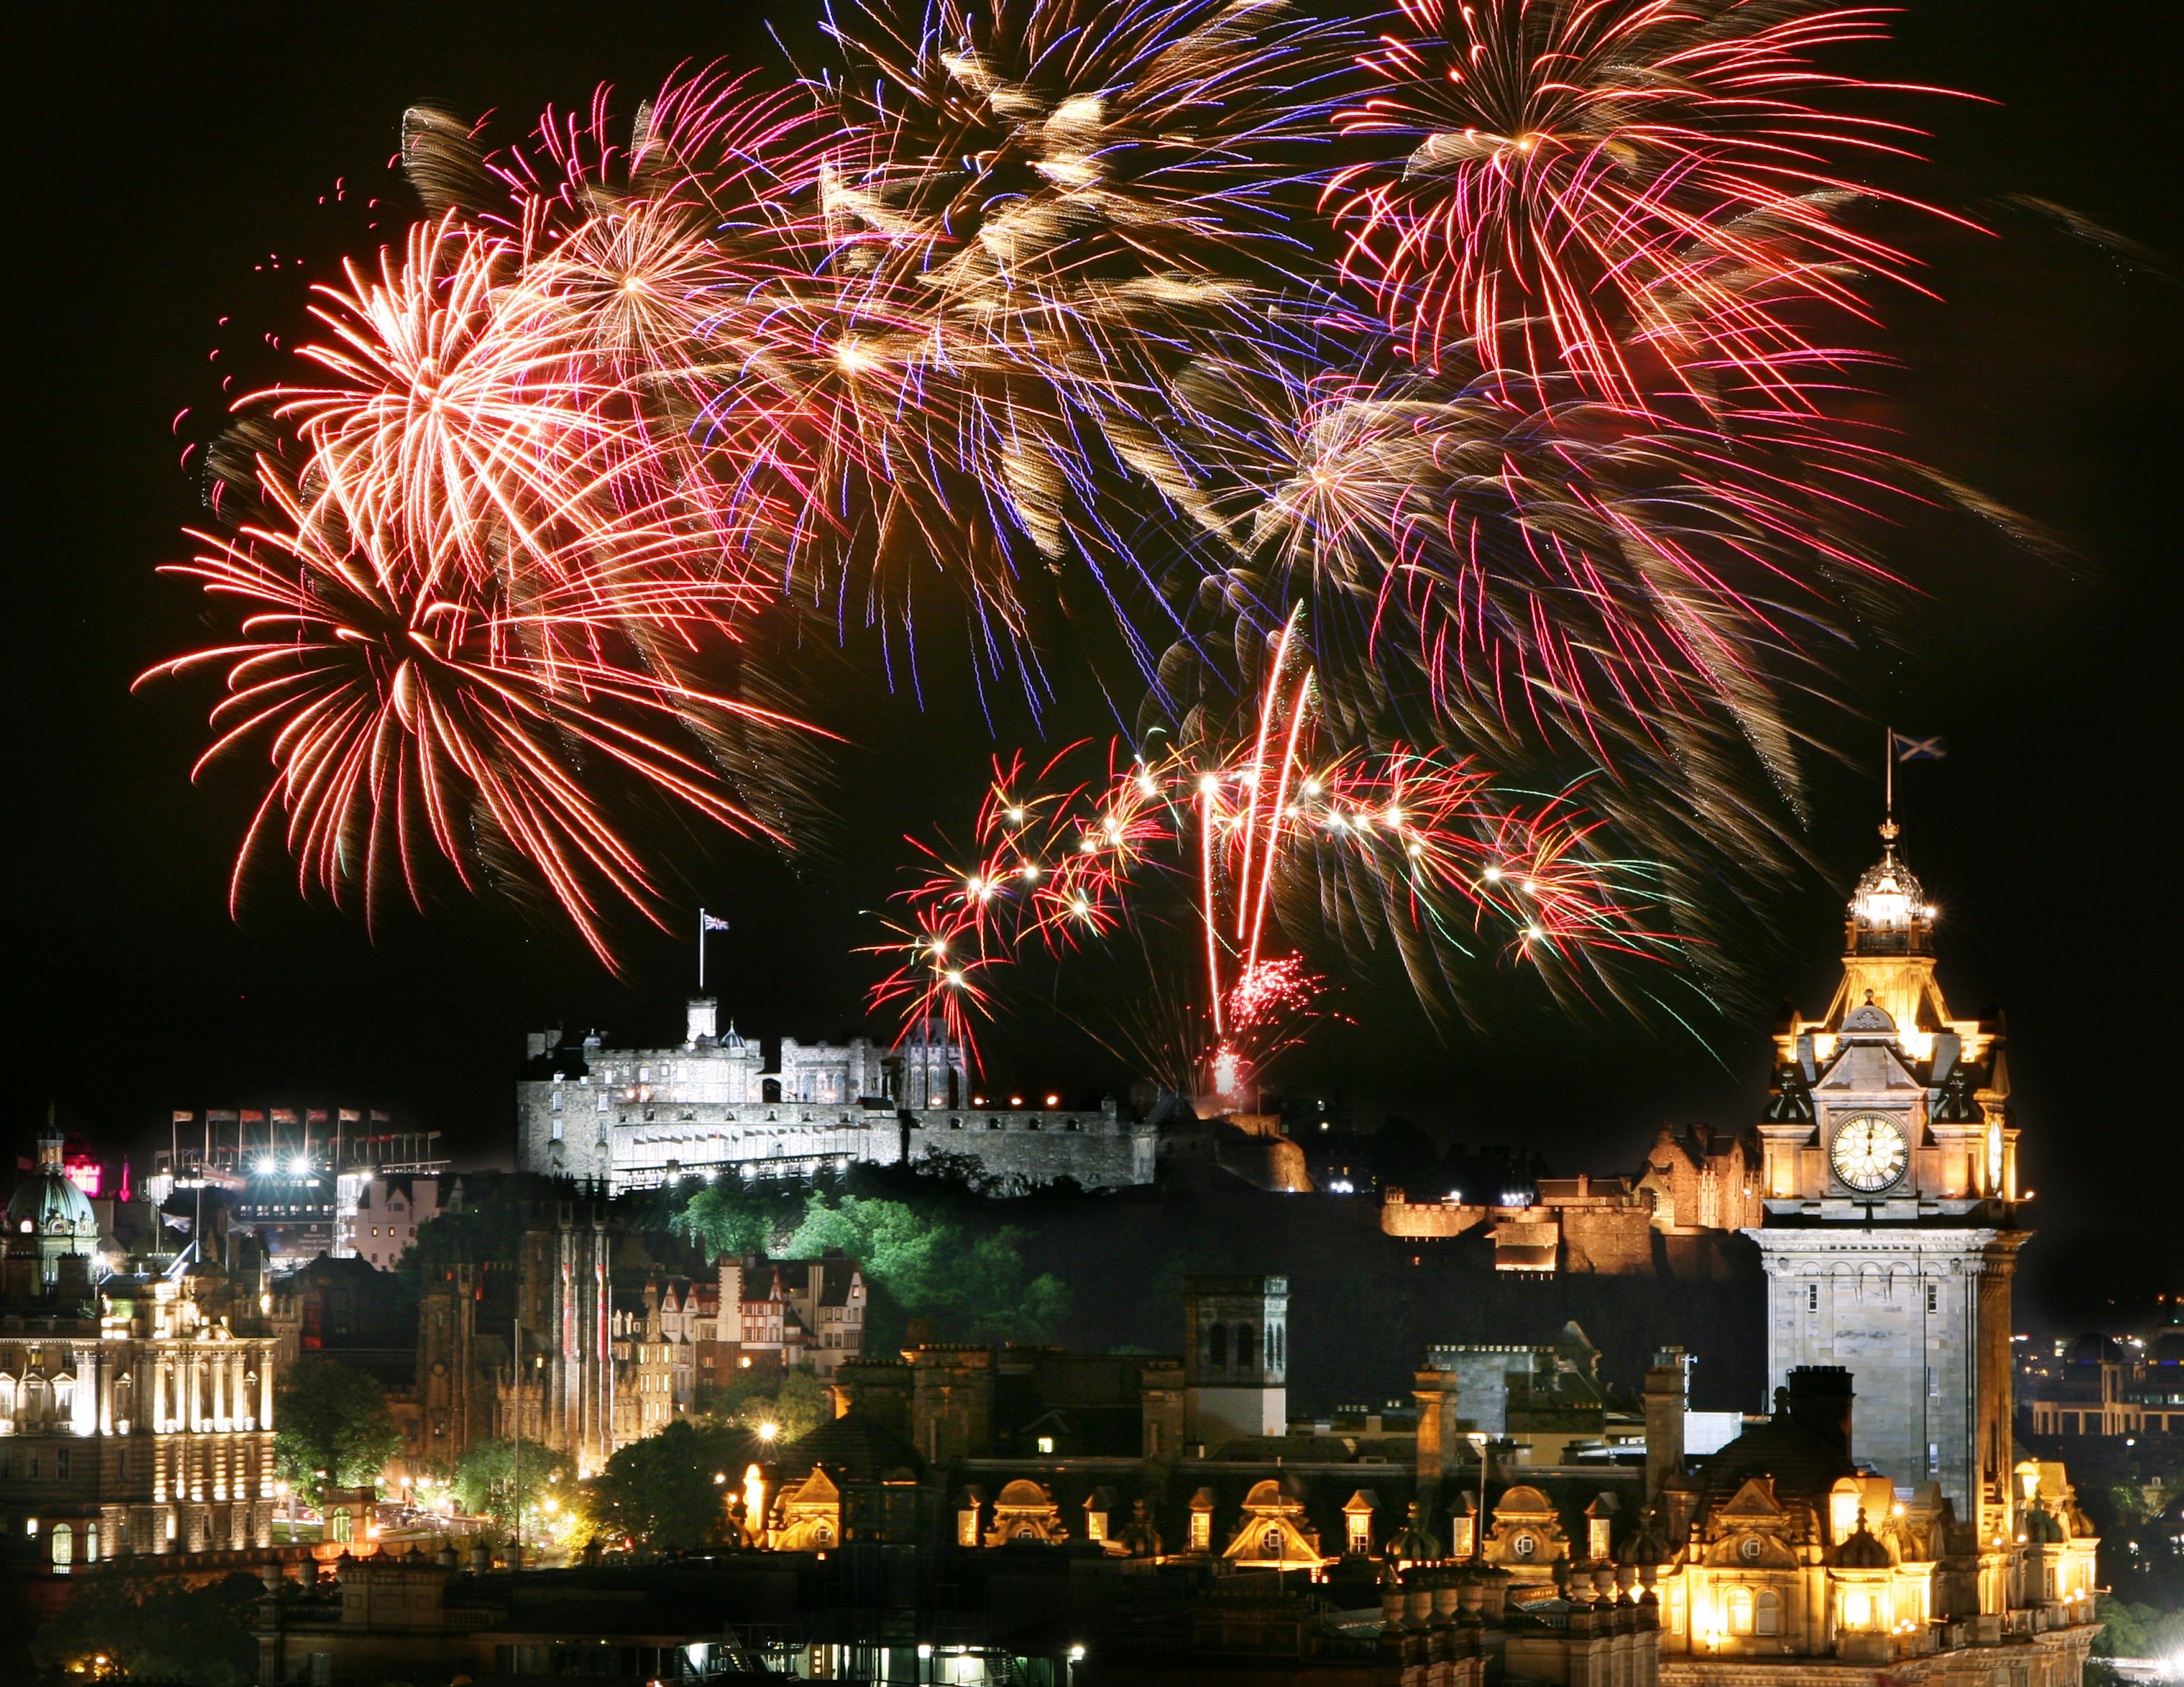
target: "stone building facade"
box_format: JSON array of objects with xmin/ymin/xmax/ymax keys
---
[
  {"xmin": 1, "ymin": 1127, "xmax": 281, "ymax": 1565},
  {"xmin": 516, "ymin": 999, "xmax": 1155, "ymax": 1194}
]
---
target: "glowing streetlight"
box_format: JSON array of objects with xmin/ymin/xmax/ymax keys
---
[{"xmin": 757, "ymin": 1422, "xmax": 779, "ymax": 1443}]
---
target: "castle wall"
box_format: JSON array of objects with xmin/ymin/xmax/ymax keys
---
[
  {"xmin": 905, "ymin": 1103, "xmax": 1155, "ymax": 1189},
  {"xmin": 1382, "ymin": 1188, "xmax": 1664, "ymax": 1275},
  {"xmin": 520, "ymin": 1073, "xmax": 1155, "ymax": 1193},
  {"xmin": 1558, "ymin": 1207, "xmax": 1656, "ymax": 1275},
  {"xmin": 1381, "ymin": 1192, "xmax": 1491, "ymax": 1239}
]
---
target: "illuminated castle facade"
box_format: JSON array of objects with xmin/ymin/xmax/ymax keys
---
[{"xmin": 515, "ymin": 999, "xmax": 1156, "ymax": 1193}]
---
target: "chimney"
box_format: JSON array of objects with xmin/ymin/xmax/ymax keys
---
[
  {"xmin": 687, "ymin": 998, "xmax": 718, "ymax": 1045},
  {"xmin": 1785, "ymin": 1365, "xmax": 1854, "ymax": 1452},
  {"xmin": 1413, "ymin": 1366, "xmax": 1459, "ymax": 1487},
  {"xmin": 1643, "ymin": 1348, "xmax": 1686, "ymax": 1502}
]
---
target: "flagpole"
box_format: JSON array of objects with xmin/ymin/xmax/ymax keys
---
[
  {"xmin": 1884, "ymin": 723, "xmax": 1893, "ymax": 824},
  {"xmin": 698, "ymin": 907, "xmax": 707, "ymax": 993}
]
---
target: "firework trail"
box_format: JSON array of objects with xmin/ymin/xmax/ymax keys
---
[
  {"xmin": 775, "ymin": 0, "xmax": 1344, "ymax": 650},
  {"xmin": 870, "ymin": 610, "xmax": 1681, "ymax": 1088},
  {"xmin": 1324, "ymin": 0, "xmax": 1964, "ymax": 410}
]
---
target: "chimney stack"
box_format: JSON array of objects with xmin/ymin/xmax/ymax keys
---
[
  {"xmin": 1413, "ymin": 1366, "xmax": 1460, "ymax": 1487},
  {"xmin": 1785, "ymin": 1365, "xmax": 1855, "ymax": 1452},
  {"xmin": 1643, "ymin": 1347, "xmax": 1686, "ymax": 1503}
]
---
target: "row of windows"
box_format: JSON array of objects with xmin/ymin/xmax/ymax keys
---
[
  {"xmin": 1804, "ymin": 1281, "xmax": 1944, "ymax": 1313},
  {"xmin": 945, "ymin": 1117, "xmax": 1084, "ymax": 1132},
  {"xmin": 0, "ymin": 1446, "xmax": 72, "ymax": 1478}
]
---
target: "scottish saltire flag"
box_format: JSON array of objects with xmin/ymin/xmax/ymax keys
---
[
  {"xmin": 702, "ymin": 912, "xmax": 731, "ymax": 931},
  {"xmin": 1892, "ymin": 733, "xmax": 1947, "ymax": 762}
]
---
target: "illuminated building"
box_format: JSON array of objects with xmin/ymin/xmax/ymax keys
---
[
  {"xmin": 2020, "ymin": 1326, "xmax": 2184, "ymax": 1438},
  {"xmin": 1751, "ymin": 822, "xmax": 2021, "ymax": 1541},
  {"xmin": 515, "ymin": 998, "xmax": 1155, "ymax": 1193},
  {"xmin": 0, "ymin": 1123, "xmax": 282, "ymax": 1565}
]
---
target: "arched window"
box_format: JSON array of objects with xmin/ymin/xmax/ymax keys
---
[
  {"xmin": 1236, "ymin": 1326, "xmax": 1258, "ymax": 1371},
  {"xmin": 1207, "ymin": 1324, "xmax": 1228, "ymax": 1369},
  {"xmin": 1754, "ymin": 1590, "xmax": 1781, "ymax": 1636},
  {"xmin": 1727, "ymin": 1588, "xmax": 1753, "ymax": 1635},
  {"xmin": 50, "ymin": 1524, "xmax": 72, "ymax": 1567}
]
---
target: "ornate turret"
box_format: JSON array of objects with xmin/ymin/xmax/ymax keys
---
[{"xmin": 1846, "ymin": 821, "xmax": 1935, "ymax": 958}]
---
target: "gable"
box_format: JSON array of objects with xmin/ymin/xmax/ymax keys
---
[{"xmin": 1716, "ymin": 1476, "xmax": 1785, "ymax": 1518}]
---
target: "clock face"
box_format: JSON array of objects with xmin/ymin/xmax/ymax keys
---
[{"xmin": 1830, "ymin": 1114, "xmax": 1909, "ymax": 1193}]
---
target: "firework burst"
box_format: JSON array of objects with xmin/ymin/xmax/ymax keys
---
[
  {"xmin": 1325, "ymin": 0, "xmax": 1964, "ymax": 410},
  {"xmin": 142, "ymin": 466, "xmax": 826, "ymax": 966},
  {"xmin": 871, "ymin": 611, "xmax": 1681, "ymax": 1088}
]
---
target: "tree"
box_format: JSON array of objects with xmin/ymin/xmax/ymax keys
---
[
  {"xmin": 785, "ymin": 1192, "xmax": 1069, "ymax": 1345},
  {"xmin": 450, "ymin": 1436, "xmax": 576, "ymax": 1533},
  {"xmin": 589, "ymin": 1418, "xmax": 762, "ymax": 1549},
  {"xmin": 274, "ymin": 1357, "xmax": 400, "ymax": 1506},
  {"xmin": 675, "ymin": 1176, "xmax": 808, "ymax": 1259},
  {"xmin": 30, "ymin": 1571, "xmax": 261, "ymax": 1685},
  {"xmin": 710, "ymin": 1367, "xmax": 831, "ymax": 1445}
]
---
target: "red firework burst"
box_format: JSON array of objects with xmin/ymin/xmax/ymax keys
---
[{"xmin": 1325, "ymin": 0, "xmax": 1970, "ymax": 409}]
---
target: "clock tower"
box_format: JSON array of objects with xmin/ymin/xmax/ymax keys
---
[{"xmin": 1748, "ymin": 821, "xmax": 2025, "ymax": 1555}]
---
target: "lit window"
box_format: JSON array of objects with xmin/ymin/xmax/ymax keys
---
[{"xmin": 1037, "ymin": 1437, "xmax": 1054, "ymax": 1454}]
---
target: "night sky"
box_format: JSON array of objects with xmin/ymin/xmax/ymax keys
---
[{"xmin": 10, "ymin": 2, "xmax": 2180, "ymax": 1332}]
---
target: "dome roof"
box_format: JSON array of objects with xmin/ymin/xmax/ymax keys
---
[
  {"xmin": 1846, "ymin": 825, "xmax": 1937, "ymax": 958},
  {"xmin": 1695, "ymin": 1412, "xmax": 1858, "ymax": 1517},
  {"xmin": 2145, "ymin": 1330, "xmax": 2184, "ymax": 1365},
  {"xmin": 2065, "ymin": 1334, "xmax": 2123, "ymax": 1366},
  {"xmin": 1835, "ymin": 1513, "xmax": 1892, "ymax": 1568},
  {"xmin": 773, "ymin": 1408, "xmax": 925, "ymax": 1485},
  {"xmin": 7, "ymin": 1168, "xmax": 94, "ymax": 1234}
]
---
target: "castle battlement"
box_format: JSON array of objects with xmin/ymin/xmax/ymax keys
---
[{"xmin": 516, "ymin": 1000, "xmax": 1156, "ymax": 1193}]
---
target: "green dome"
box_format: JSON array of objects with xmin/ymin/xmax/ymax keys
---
[{"xmin": 7, "ymin": 1166, "xmax": 96, "ymax": 1235}]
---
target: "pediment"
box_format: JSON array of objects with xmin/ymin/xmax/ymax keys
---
[
  {"xmin": 1493, "ymin": 1485, "xmax": 1558, "ymax": 1520},
  {"xmin": 1716, "ymin": 1477, "xmax": 1785, "ymax": 1518},
  {"xmin": 1815, "ymin": 1039, "xmax": 1924, "ymax": 1094},
  {"xmin": 1703, "ymin": 1528, "xmax": 1801, "ymax": 1569},
  {"xmin": 790, "ymin": 1466, "xmax": 841, "ymax": 1504},
  {"xmin": 1223, "ymin": 1513, "xmax": 1323, "ymax": 1566}
]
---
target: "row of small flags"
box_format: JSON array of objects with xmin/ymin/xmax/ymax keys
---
[{"xmin": 169, "ymin": 1107, "xmax": 390, "ymax": 1126}]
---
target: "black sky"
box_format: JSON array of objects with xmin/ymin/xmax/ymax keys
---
[{"xmin": 9, "ymin": 1, "xmax": 2181, "ymax": 1331}]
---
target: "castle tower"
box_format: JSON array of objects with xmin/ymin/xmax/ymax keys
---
[
  {"xmin": 1748, "ymin": 822, "xmax": 2025, "ymax": 1554},
  {"xmin": 1184, "ymin": 1275, "xmax": 1287, "ymax": 1448}
]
